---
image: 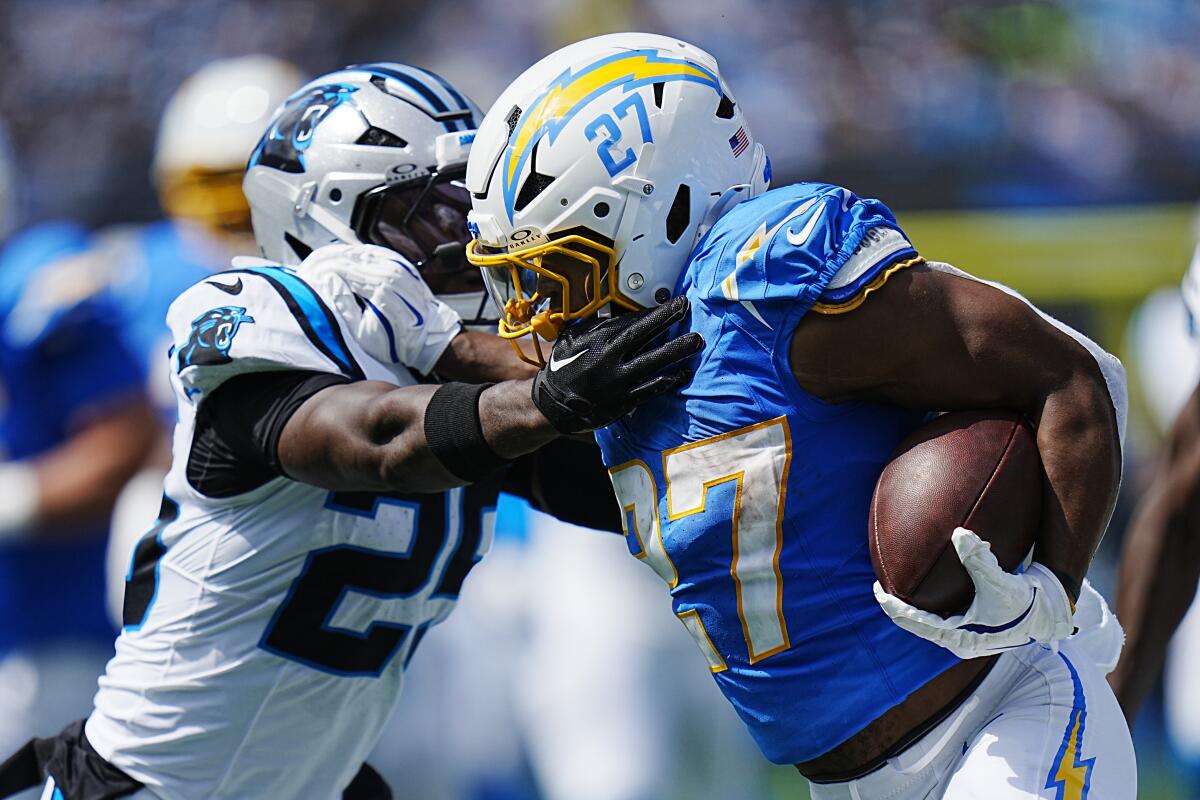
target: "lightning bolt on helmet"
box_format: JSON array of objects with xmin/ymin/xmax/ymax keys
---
[
  {"xmin": 243, "ymin": 63, "xmax": 495, "ymax": 328},
  {"xmin": 155, "ymin": 56, "xmax": 305, "ymax": 238},
  {"xmin": 466, "ymin": 32, "xmax": 770, "ymax": 364}
]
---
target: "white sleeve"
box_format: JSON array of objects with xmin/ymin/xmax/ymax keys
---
[
  {"xmin": 926, "ymin": 261, "xmax": 1128, "ymax": 454},
  {"xmin": 297, "ymin": 244, "xmax": 461, "ymax": 377}
]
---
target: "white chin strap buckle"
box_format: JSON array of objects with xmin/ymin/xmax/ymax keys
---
[{"xmin": 698, "ymin": 184, "xmax": 751, "ymax": 238}]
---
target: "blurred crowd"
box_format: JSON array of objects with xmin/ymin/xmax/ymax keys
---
[
  {"xmin": 2, "ymin": 0, "xmax": 1200, "ymax": 230},
  {"xmin": 0, "ymin": 1, "xmax": 1197, "ymax": 798}
]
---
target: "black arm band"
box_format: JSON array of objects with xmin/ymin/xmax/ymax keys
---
[{"xmin": 423, "ymin": 382, "xmax": 510, "ymax": 483}]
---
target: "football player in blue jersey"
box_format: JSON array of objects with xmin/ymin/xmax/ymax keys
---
[
  {"xmin": 466, "ymin": 33, "xmax": 1134, "ymax": 798},
  {"xmin": 0, "ymin": 220, "xmax": 157, "ymax": 794}
]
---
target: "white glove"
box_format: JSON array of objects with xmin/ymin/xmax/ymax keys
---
[
  {"xmin": 297, "ymin": 244, "xmax": 462, "ymax": 377},
  {"xmin": 873, "ymin": 527, "xmax": 1075, "ymax": 659}
]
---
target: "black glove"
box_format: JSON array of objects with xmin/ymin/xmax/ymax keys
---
[{"xmin": 532, "ymin": 296, "xmax": 703, "ymax": 434}]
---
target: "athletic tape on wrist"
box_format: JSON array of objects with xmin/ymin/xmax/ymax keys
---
[{"xmin": 423, "ymin": 382, "xmax": 509, "ymax": 482}]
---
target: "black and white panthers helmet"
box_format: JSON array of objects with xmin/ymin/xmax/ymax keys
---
[{"xmin": 243, "ymin": 63, "xmax": 494, "ymax": 327}]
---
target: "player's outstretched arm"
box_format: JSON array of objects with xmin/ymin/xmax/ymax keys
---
[
  {"xmin": 279, "ymin": 297, "xmax": 702, "ymax": 495},
  {"xmin": 1109, "ymin": 384, "xmax": 1200, "ymax": 724},
  {"xmin": 4, "ymin": 399, "xmax": 159, "ymax": 538},
  {"xmin": 279, "ymin": 379, "xmax": 553, "ymax": 493},
  {"xmin": 433, "ymin": 329, "xmax": 540, "ymax": 384},
  {"xmin": 792, "ymin": 263, "xmax": 1123, "ymax": 644}
]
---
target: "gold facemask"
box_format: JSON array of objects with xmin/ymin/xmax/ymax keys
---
[
  {"xmin": 158, "ymin": 167, "xmax": 253, "ymax": 237},
  {"xmin": 466, "ymin": 232, "xmax": 639, "ymax": 366}
]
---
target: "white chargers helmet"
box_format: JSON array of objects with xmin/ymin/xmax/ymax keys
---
[
  {"xmin": 243, "ymin": 64, "xmax": 493, "ymax": 327},
  {"xmin": 155, "ymin": 55, "xmax": 305, "ymax": 237},
  {"xmin": 466, "ymin": 32, "xmax": 770, "ymax": 363}
]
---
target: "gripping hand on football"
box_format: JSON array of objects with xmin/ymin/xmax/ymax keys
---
[
  {"xmin": 532, "ymin": 296, "xmax": 703, "ymax": 434},
  {"xmin": 872, "ymin": 528, "xmax": 1076, "ymax": 659}
]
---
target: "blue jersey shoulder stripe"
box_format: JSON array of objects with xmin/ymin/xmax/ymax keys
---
[{"xmin": 234, "ymin": 266, "xmax": 366, "ymax": 380}]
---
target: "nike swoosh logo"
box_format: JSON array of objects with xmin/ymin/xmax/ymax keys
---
[
  {"xmin": 207, "ymin": 278, "xmax": 243, "ymax": 295},
  {"xmin": 784, "ymin": 201, "xmax": 825, "ymax": 246},
  {"xmin": 393, "ymin": 290, "xmax": 424, "ymax": 328},
  {"xmin": 986, "ymin": 637, "xmax": 1037, "ymax": 652},
  {"xmin": 958, "ymin": 588, "xmax": 1038, "ymax": 635},
  {"xmin": 548, "ymin": 349, "xmax": 589, "ymax": 372}
]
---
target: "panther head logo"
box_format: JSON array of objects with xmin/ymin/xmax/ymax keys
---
[
  {"xmin": 176, "ymin": 306, "xmax": 255, "ymax": 370},
  {"xmin": 248, "ymin": 83, "xmax": 359, "ymax": 174}
]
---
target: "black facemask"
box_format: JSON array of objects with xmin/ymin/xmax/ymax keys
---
[{"xmin": 351, "ymin": 165, "xmax": 484, "ymax": 295}]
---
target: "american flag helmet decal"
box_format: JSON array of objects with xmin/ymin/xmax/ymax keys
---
[{"xmin": 728, "ymin": 126, "xmax": 749, "ymax": 157}]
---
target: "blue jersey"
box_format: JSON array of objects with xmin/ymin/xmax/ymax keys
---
[
  {"xmin": 594, "ymin": 183, "xmax": 958, "ymax": 764},
  {"xmin": 104, "ymin": 222, "xmax": 219, "ymax": 419},
  {"xmin": 0, "ymin": 223, "xmax": 145, "ymax": 653}
]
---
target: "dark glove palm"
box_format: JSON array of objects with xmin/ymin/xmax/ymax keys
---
[{"xmin": 532, "ymin": 296, "xmax": 703, "ymax": 434}]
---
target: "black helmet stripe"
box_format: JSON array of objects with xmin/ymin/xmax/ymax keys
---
[
  {"xmin": 353, "ymin": 63, "xmax": 461, "ymax": 132},
  {"xmin": 409, "ymin": 65, "xmax": 472, "ymax": 114}
]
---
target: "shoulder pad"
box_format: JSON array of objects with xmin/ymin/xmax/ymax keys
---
[
  {"xmin": 167, "ymin": 265, "xmax": 366, "ymax": 401},
  {"xmin": 695, "ymin": 184, "xmax": 917, "ymax": 331}
]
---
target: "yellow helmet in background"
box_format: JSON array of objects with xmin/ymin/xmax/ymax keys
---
[{"xmin": 154, "ymin": 55, "xmax": 304, "ymax": 237}]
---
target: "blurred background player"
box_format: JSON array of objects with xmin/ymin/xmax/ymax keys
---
[
  {"xmin": 102, "ymin": 56, "xmax": 305, "ymax": 625},
  {"xmin": 512, "ymin": 511, "xmax": 766, "ymax": 800},
  {"xmin": 0, "ymin": 125, "xmax": 156, "ymax": 797},
  {"xmin": 1110, "ymin": 214, "xmax": 1200, "ymax": 791}
]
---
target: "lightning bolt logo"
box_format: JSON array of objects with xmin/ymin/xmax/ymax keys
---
[
  {"xmin": 1045, "ymin": 653, "xmax": 1095, "ymax": 800},
  {"xmin": 502, "ymin": 49, "xmax": 721, "ymax": 219}
]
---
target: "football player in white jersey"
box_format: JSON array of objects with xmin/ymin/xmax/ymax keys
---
[{"xmin": 0, "ymin": 65, "xmax": 699, "ymax": 800}]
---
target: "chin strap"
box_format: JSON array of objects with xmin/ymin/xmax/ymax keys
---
[
  {"xmin": 696, "ymin": 143, "xmax": 770, "ymax": 240},
  {"xmin": 697, "ymin": 184, "xmax": 751, "ymax": 241},
  {"xmin": 304, "ymin": 195, "xmax": 363, "ymax": 246}
]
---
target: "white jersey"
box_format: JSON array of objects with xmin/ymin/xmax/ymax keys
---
[{"xmin": 86, "ymin": 246, "xmax": 502, "ymax": 799}]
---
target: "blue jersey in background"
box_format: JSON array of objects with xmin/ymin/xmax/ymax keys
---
[
  {"xmin": 101, "ymin": 222, "xmax": 220, "ymax": 420},
  {"xmin": 596, "ymin": 183, "xmax": 958, "ymax": 764},
  {"xmin": 0, "ymin": 222, "xmax": 145, "ymax": 653}
]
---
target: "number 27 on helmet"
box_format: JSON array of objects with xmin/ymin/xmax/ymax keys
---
[{"xmin": 465, "ymin": 32, "xmax": 771, "ymax": 365}]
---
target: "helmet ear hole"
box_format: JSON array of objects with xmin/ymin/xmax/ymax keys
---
[
  {"xmin": 514, "ymin": 140, "xmax": 556, "ymax": 212},
  {"xmin": 665, "ymin": 184, "xmax": 691, "ymax": 244}
]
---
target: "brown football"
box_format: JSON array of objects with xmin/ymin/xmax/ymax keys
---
[{"xmin": 869, "ymin": 410, "xmax": 1042, "ymax": 616}]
